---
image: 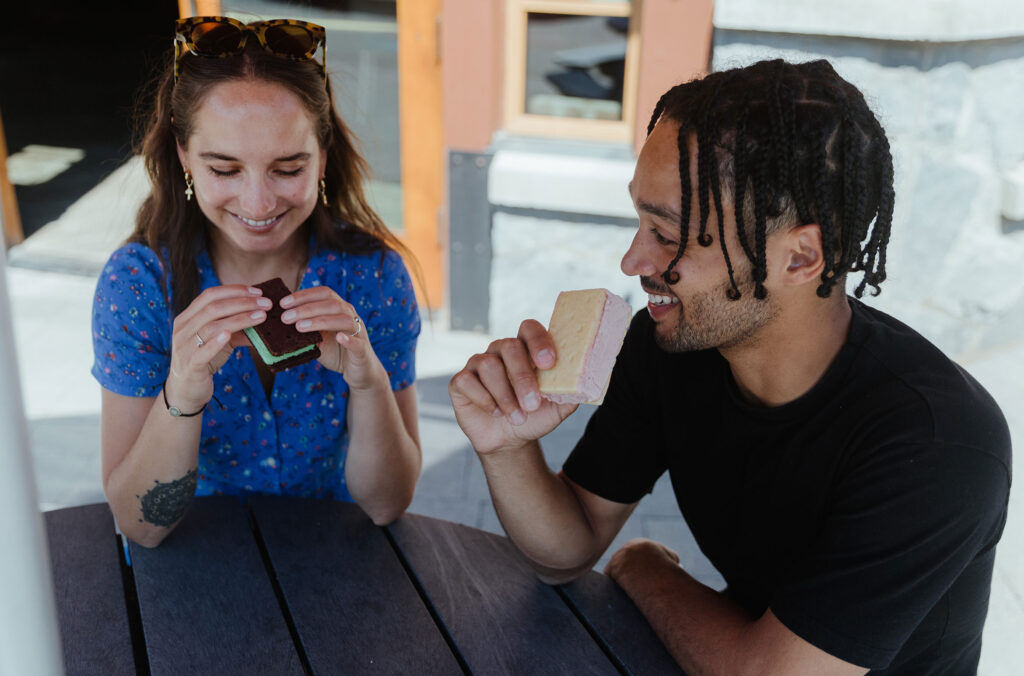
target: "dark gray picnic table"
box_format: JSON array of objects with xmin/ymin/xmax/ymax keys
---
[{"xmin": 45, "ymin": 496, "xmax": 683, "ymax": 675}]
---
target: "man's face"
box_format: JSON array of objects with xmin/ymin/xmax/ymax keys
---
[{"xmin": 622, "ymin": 119, "xmax": 778, "ymax": 352}]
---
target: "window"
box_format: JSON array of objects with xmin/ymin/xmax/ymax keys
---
[{"xmin": 504, "ymin": 0, "xmax": 639, "ymax": 142}]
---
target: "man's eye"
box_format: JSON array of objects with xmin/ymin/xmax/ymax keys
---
[{"xmin": 651, "ymin": 228, "xmax": 677, "ymax": 246}]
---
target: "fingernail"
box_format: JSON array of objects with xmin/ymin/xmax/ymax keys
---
[
  {"xmin": 256, "ymin": 298, "xmax": 272, "ymax": 309},
  {"xmin": 281, "ymin": 309, "xmax": 296, "ymax": 322},
  {"xmin": 492, "ymin": 408, "xmax": 503, "ymax": 418},
  {"xmin": 296, "ymin": 319, "xmax": 312, "ymax": 330},
  {"xmin": 537, "ymin": 349, "xmax": 555, "ymax": 368},
  {"xmin": 508, "ymin": 409, "xmax": 526, "ymax": 426},
  {"xmin": 217, "ymin": 330, "xmax": 230, "ymax": 343},
  {"xmin": 248, "ymin": 287, "xmax": 262, "ymax": 295},
  {"xmin": 523, "ymin": 391, "xmax": 540, "ymax": 412},
  {"xmin": 250, "ymin": 311, "xmax": 265, "ymax": 320},
  {"xmin": 280, "ymin": 295, "xmax": 294, "ymax": 308}
]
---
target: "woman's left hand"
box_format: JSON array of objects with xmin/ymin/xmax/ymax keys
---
[{"xmin": 279, "ymin": 287, "xmax": 387, "ymax": 390}]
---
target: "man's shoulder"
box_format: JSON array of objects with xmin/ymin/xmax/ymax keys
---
[{"xmin": 845, "ymin": 299, "xmax": 1010, "ymax": 465}]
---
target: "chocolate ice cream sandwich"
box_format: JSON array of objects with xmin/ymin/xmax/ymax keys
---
[{"xmin": 243, "ymin": 278, "xmax": 322, "ymax": 373}]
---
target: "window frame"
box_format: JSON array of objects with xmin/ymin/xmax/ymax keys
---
[{"xmin": 503, "ymin": 0, "xmax": 640, "ymax": 143}]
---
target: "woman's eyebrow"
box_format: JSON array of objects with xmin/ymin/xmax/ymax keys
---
[{"xmin": 197, "ymin": 152, "xmax": 312, "ymax": 162}]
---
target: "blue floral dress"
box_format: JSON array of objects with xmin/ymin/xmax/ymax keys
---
[{"xmin": 91, "ymin": 230, "xmax": 420, "ymax": 501}]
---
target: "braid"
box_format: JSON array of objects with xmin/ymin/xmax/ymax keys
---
[
  {"xmin": 751, "ymin": 150, "xmax": 770, "ymax": 300},
  {"xmin": 696, "ymin": 130, "xmax": 713, "ymax": 247},
  {"xmin": 812, "ymin": 128, "xmax": 839, "ymax": 297},
  {"xmin": 702, "ymin": 74, "xmax": 742, "ymax": 298},
  {"xmin": 854, "ymin": 117, "xmax": 894, "ymax": 296},
  {"xmin": 785, "ymin": 96, "xmax": 812, "ymax": 225},
  {"xmin": 768, "ymin": 60, "xmax": 789, "ymax": 208},
  {"xmin": 647, "ymin": 86, "xmax": 678, "ymax": 136},
  {"xmin": 732, "ymin": 102, "xmax": 756, "ymax": 266},
  {"xmin": 663, "ymin": 120, "xmax": 692, "ymax": 285}
]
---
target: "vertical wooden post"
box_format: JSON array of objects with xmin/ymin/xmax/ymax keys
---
[
  {"xmin": 396, "ymin": 0, "xmax": 444, "ymax": 310},
  {"xmin": 633, "ymin": 0, "xmax": 714, "ymax": 154},
  {"xmin": 1, "ymin": 107, "xmax": 24, "ymax": 248},
  {"xmin": 178, "ymin": 0, "xmax": 221, "ymax": 18}
]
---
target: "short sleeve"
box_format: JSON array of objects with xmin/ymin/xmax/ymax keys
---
[
  {"xmin": 346, "ymin": 249, "xmax": 420, "ymax": 391},
  {"xmin": 770, "ymin": 439, "xmax": 1010, "ymax": 669},
  {"xmin": 91, "ymin": 244, "xmax": 174, "ymax": 397},
  {"xmin": 562, "ymin": 311, "xmax": 666, "ymax": 503}
]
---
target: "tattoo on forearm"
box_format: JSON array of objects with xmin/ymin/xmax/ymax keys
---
[{"xmin": 137, "ymin": 469, "xmax": 198, "ymax": 526}]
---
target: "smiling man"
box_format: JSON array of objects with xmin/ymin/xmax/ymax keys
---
[{"xmin": 449, "ymin": 59, "xmax": 1011, "ymax": 675}]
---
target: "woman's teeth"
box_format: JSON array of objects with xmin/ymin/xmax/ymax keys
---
[
  {"xmin": 240, "ymin": 215, "xmax": 277, "ymax": 227},
  {"xmin": 648, "ymin": 293, "xmax": 679, "ymax": 306}
]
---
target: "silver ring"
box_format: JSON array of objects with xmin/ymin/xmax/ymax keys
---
[
  {"xmin": 350, "ymin": 316, "xmax": 362, "ymax": 338},
  {"xmin": 195, "ymin": 332, "xmax": 205, "ymax": 347}
]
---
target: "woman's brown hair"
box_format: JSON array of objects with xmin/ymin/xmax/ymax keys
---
[{"xmin": 131, "ymin": 40, "xmax": 419, "ymax": 315}]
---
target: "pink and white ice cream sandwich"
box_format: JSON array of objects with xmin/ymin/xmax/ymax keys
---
[{"xmin": 538, "ymin": 288, "xmax": 632, "ymax": 405}]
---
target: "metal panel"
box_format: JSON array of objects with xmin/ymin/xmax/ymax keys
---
[{"xmin": 448, "ymin": 151, "xmax": 493, "ymax": 332}]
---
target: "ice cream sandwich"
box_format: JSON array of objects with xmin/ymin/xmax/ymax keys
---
[
  {"xmin": 537, "ymin": 288, "xmax": 632, "ymax": 405},
  {"xmin": 243, "ymin": 278, "xmax": 322, "ymax": 373}
]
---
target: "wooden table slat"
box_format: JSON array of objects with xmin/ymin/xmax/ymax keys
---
[
  {"xmin": 128, "ymin": 496, "xmax": 304, "ymax": 675},
  {"xmin": 561, "ymin": 572, "xmax": 684, "ymax": 675},
  {"xmin": 45, "ymin": 503, "xmax": 135, "ymax": 676},
  {"xmin": 388, "ymin": 513, "xmax": 620, "ymax": 675},
  {"xmin": 249, "ymin": 496, "xmax": 463, "ymax": 675}
]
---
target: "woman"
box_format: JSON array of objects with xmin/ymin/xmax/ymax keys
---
[{"xmin": 92, "ymin": 17, "xmax": 422, "ymax": 546}]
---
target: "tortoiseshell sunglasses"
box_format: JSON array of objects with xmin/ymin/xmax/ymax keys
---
[{"xmin": 174, "ymin": 16, "xmax": 327, "ymax": 84}]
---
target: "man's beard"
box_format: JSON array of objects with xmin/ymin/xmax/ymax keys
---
[{"xmin": 653, "ymin": 277, "xmax": 778, "ymax": 353}]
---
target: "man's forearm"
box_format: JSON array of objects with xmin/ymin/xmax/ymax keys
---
[
  {"xmin": 608, "ymin": 541, "xmax": 756, "ymax": 675},
  {"xmin": 478, "ymin": 443, "xmax": 604, "ymax": 578}
]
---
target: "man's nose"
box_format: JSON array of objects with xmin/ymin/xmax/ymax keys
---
[{"xmin": 621, "ymin": 230, "xmax": 659, "ymax": 277}]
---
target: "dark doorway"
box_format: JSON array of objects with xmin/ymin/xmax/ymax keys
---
[{"xmin": 0, "ymin": 2, "xmax": 178, "ymax": 238}]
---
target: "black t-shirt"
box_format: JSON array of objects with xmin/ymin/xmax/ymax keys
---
[{"xmin": 563, "ymin": 299, "xmax": 1011, "ymax": 674}]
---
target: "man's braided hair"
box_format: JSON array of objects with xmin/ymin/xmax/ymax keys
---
[{"xmin": 648, "ymin": 58, "xmax": 895, "ymax": 299}]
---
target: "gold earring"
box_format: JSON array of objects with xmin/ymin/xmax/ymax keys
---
[
  {"xmin": 319, "ymin": 178, "xmax": 329, "ymax": 207},
  {"xmin": 184, "ymin": 170, "xmax": 194, "ymax": 201}
]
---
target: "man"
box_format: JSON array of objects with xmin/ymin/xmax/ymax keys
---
[{"xmin": 449, "ymin": 59, "xmax": 1011, "ymax": 674}]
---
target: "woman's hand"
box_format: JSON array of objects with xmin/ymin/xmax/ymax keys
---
[
  {"xmin": 279, "ymin": 287, "xmax": 387, "ymax": 391},
  {"xmin": 166, "ymin": 285, "xmax": 271, "ymax": 410}
]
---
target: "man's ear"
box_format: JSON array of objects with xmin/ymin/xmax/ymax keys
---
[{"xmin": 778, "ymin": 224, "xmax": 825, "ymax": 285}]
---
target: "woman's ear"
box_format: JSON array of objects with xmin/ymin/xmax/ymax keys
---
[
  {"xmin": 779, "ymin": 224, "xmax": 825, "ymax": 285},
  {"xmin": 175, "ymin": 140, "xmax": 188, "ymax": 173}
]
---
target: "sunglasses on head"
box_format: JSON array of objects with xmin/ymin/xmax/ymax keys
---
[{"xmin": 174, "ymin": 16, "xmax": 327, "ymax": 84}]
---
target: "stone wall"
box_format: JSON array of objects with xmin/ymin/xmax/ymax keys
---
[{"xmin": 712, "ymin": 30, "xmax": 1024, "ymax": 359}]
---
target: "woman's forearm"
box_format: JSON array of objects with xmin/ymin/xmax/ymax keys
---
[
  {"xmin": 344, "ymin": 377, "xmax": 421, "ymax": 525},
  {"xmin": 103, "ymin": 392, "xmax": 203, "ymax": 547}
]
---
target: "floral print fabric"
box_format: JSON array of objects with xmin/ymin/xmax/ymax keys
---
[{"xmin": 91, "ymin": 230, "xmax": 420, "ymax": 501}]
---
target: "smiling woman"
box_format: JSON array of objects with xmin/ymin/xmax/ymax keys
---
[{"xmin": 91, "ymin": 18, "xmax": 424, "ymax": 547}]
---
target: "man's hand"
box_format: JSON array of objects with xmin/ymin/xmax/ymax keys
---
[
  {"xmin": 605, "ymin": 538, "xmax": 681, "ymax": 586},
  {"xmin": 449, "ymin": 319, "xmax": 578, "ymax": 455}
]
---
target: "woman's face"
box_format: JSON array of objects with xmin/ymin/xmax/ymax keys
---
[{"xmin": 177, "ymin": 79, "xmax": 326, "ymax": 257}]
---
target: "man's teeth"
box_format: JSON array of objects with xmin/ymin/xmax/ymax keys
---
[
  {"xmin": 648, "ymin": 293, "xmax": 679, "ymax": 306},
  {"xmin": 240, "ymin": 215, "xmax": 276, "ymax": 227}
]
